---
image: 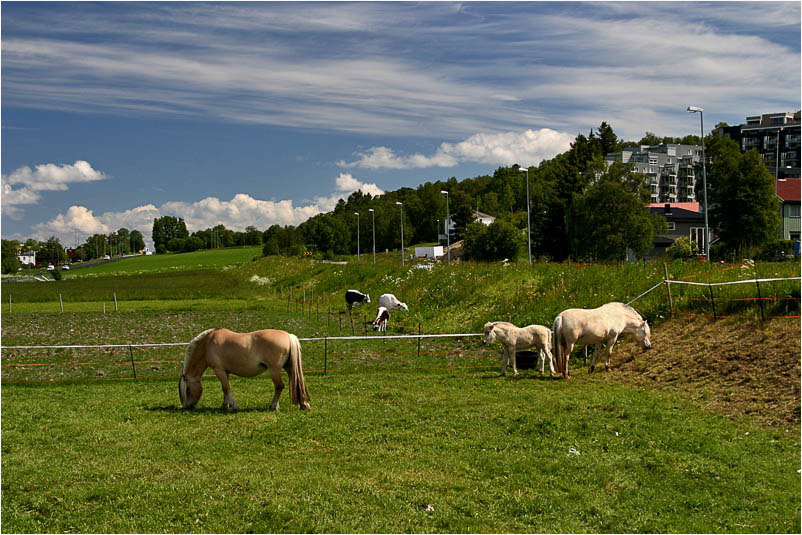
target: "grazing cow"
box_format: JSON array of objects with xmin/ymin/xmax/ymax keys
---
[
  {"xmin": 378, "ymin": 293, "xmax": 409, "ymax": 313},
  {"xmin": 345, "ymin": 289, "xmax": 370, "ymax": 311},
  {"xmin": 372, "ymin": 307, "xmax": 390, "ymax": 332}
]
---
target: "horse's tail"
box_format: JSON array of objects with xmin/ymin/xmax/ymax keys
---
[
  {"xmin": 287, "ymin": 333, "xmax": 311, "ymax": 410},
  {"xmin": 552, "ymin": 315, "xmax": 565, "ymax": 374},
  {"xmin": 179, "ymin": 328, "xmax": 215, "ymax": 407}
]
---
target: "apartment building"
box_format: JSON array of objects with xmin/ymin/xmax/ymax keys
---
[
  {"xmin": 605, "ymin": 144, "xmax": 702, "ymax": 203},
  {"xmin": 719, "ymin": 111, "xmax": 801, "ymax": 180}
]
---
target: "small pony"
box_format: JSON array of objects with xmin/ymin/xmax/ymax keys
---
[
  {"xmin": 482, "ymin": 321, "xmax": 555, "ymax": 376},
  {"xmin": 179, "ymin": 328, "xmax": 310, "ymax": 412}
]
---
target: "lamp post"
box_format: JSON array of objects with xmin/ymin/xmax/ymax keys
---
[
  {"xmin": 395, "ymin": 201, "xmax": 404, "ymax": 266},
  {"xmin": 518, "ymin": 166, "xmax": 532, "ymax": 264},
  {"xmin": 368, "ymin": 208, "xmax": 375, "ymax": 265},
  {"xmin": 354, "ymin": 212, "xmax": 360, "ymax": 262},
  {"xmin": 440, "ymin": 190, "xmax": 450, "ymax": 264},
  {"xmin": 687, "ymin": 105, "xmax": 709, "ymax": 261}
]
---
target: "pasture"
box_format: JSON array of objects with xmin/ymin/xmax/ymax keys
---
[{"xmin": 1, "ymin": 250, "xmax": 800, "ymax": 532}]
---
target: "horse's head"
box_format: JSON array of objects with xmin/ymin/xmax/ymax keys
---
[
  {"xmin": 482, "ymin": 322, "xmax": 497, "ymax": 345},
  {"xmin": 634, "ymin": 320, "xmax": 652, "ymax": 352},
  {"xmin": 178, "ymin": 374, "xmax": 203, "ymax": 409}
]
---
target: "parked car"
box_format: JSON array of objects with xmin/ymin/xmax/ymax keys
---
[
  {"xmin": 46, "ymin": 264, "xmax": 54, "ymax": 271},
  {"xmin": 62, "ymin": 265, "xmax": 70, "ymax": 270},
  {"xmin": 104, "ymin": 255, "xmax": 111, "ymax": 260}
]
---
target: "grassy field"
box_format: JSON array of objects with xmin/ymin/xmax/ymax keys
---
[
  {"xmin": 2, "ymin": 371, "xmax": 799, "ymax": 533},
  {"xmin": 1, "ymin": 249, "xmax": 800, "ymax": 532}
]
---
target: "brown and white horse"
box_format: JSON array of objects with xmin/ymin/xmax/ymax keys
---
[
  {"xmin": 178, "ymin": 328, "xmax": 310, "ymax": 411},
  {"xmin": 552, "ymin": 302, "xmax": 652, "ymax": 378}
]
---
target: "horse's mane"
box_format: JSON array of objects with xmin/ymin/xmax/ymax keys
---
[
  {"xmin": 182, "ymin": 328, "xmax": 215, "ymax": 375},
  {"xmin": 611, "ymin": 302, "xmax": 642, "ymax": 320}
]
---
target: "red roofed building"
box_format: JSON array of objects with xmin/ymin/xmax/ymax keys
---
[{"xmin": 776, "ymin": 178, "xmax": 800, "ymax": 241}]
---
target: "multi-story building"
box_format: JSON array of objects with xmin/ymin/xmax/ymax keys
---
[
  {"xmin": 719, "ymin": 111, "xmax": 801, "ymax": 180},
  {"xmin": 605, "ymin": 144, "xmax": 702, "ymax": 204},
  {"xmin": 777, "ymin": 178, "xmax": 800, "ymax": 242}
]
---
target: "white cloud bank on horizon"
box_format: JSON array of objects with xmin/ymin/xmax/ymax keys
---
[
  {"xmin": 1, "ymin": 160, "xmax": 107, "ymax": 218},
  {"xmin": 337, "ymin": 129, "xmax": 575, "ymax": 169},
  {"xmin": 28, "ymin": 173, "xmax": 384, "ymax": 247}
]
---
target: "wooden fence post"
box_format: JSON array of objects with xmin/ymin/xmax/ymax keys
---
[
  {"xmin": 59, "ymin": 294, "xmax": 64, "ymax": 313},
  {"xmin": 753, "ymin": 262, "xmax": 766, "ymax": 322},
  {"xmin": 708, "ymin": 283, "xmax": 717, "ymax": 320},
  {"xmin": 324, "ymin": 336, "xmax": 328, "ymax": 376},
  {"xmin": 663, "ymin": 263, "xmax": 673, "ymax": 316},
  {"xmin": 128, "ymin": 344, "xmax": 137, "ymax": 380},
  {"xmin": 114, "ymin": 292, "xmax": 118, "ymax": 312},
  {"xmin": 417, "ymin": 323, "xmax": 422, "ymax": 358}
]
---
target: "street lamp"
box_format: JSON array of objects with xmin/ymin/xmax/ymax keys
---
[
  {"xmin": 440, "ymin": 190, "xmax": 450, "ymax": 264},
  {"xmin": 368, "ymin": 208, "xmax": 375, "ymax": 265},
  {"xmin": 354, "ymin": 212, "xmax": 360, "ymax": 262},
  {"xmin": 395, "ymin": 201, "xmax": 404, "ymax": 266},
  {"xmin": 518, "ymin": 166, "xmax": 532, "ymax": 264},
  {"xmin": 687, "ymin": 105, "xmax": 709, "ymax": 261}
]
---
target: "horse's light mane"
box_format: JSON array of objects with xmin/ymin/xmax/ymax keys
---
[
  {"xmin": 182, "ymin": 328, "xmax": 215, "ymax": 376},
  {"xmin": 611, "ymin": 302, "xmax": 642, "ymax": 320}
]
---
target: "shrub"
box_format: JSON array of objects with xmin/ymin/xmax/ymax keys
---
[{"xmin": 666, "ymin": 237, "xmax": 698, "ymax": 259}]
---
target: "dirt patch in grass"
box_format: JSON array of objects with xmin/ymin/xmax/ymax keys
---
[{"xmin": 594, "ymin": 316, "xmax": 800, "ymax": 427}]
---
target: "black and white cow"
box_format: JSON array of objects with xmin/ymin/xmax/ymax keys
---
[
  {"xmin": 372, "ymin": 306, "xmax": 390, "ymax": 332},
  {"xmin": 345, "ymin": 289, "xmax": 371, "ymax": 311}
]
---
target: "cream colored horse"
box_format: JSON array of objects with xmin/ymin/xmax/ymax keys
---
[
  {"xmin": 552, "ymin": 302, "xmax": 652, "ymax": 378},
  {"xmin": 482, "ymin": 321, "xmax": 555, "ymax": 376},
  {"xmin": 179, "ymin": 328, "xmax": 310, "ymax": 411}
]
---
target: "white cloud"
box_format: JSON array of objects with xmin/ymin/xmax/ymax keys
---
[
  {"xmin": 29, "ymin": 173, "xmax": 384, "ymax": 247},
  {"xmin": 339, "ymin": 129, "xmax": 574, "ymax": 169},
  {"xmin": 1, "ymin": 160, "xmax": 108, "ymax": 218}
]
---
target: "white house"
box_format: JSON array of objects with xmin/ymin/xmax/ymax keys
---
[
  {"xmin": 414, "ymin": 246, "xmax": 444, "ymax": 259},
  {"xmin": 442, "ymin": 210, "xmax": 496, "ymax": 239},
  {"xmin": 16, "ymin": 251, "xmax": 36, "ymax": 266}
]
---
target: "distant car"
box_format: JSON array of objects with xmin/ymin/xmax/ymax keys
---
[
  {"xmin": 104, "ymin": 255, "xmax": 111, "ymax": 260},
  {"xmin": 62, "ymin": 265, "xmax": 70, "ymax": 270},
  {"xmin": 47, "ymin": 264, "xmax": 54, "ymax": 271}
]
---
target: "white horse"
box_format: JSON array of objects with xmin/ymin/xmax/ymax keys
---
[
  {"xmin": 552, "ymin": 302, "xmax": 652, "ymax": 378},
  {"xmin": 482, "ymin": 321, "xmax": 555, "ymax": 376}
]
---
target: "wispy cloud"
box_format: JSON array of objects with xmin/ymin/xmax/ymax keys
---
[{"xmin": 3, "ymin": 3, "xmax": 797, "ymax": 140}]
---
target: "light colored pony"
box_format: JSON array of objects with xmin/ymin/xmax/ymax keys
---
[
  {"xmin": 482, "ymin": 321, "xmax": 555, "ymax": 376},
  {"xmin": 179, "ymin": 328, "xmax": 310, "ymax": 411},
  {"xmin": 552, "ymin": 302, "xmax": 652, "ymax": 378}
]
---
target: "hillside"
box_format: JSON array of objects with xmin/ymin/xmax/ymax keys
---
[{"xmin": 598, "ymin": 316, "xmax": 800, "ymax": 427}]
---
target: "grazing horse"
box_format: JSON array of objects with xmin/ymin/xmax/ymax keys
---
[
  {"xmin": 552, "ymin": 302, "xmax": 652, "ymax": 378},
  {"xmin": 372, "ymin": 306, "xmax": 390, "ymax": 332},
  {"xmin": 482, "ymin": 321, "xmax": 555, "ymax": 376},
  {"xmin": 179, "ymin": 328, "xmax": 310, "ymax": 412},
  {"xmin": 378, "ymin": 293, "xmax": 409, "ymax": 313}
]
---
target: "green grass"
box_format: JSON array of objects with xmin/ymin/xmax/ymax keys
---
[
  {"xmin": 2, "ymin": 373, "xmax": 799, "ymax": 533},
  {"xmin": 2, "ymin": 251, "xmax": 799, "ymax": 532}
]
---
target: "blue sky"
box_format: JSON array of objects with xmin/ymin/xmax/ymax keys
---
[{"xmin": 2, "ymin": 1, "xmax": 800, "ymax": 248}]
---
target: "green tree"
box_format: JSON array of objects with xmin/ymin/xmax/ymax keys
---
[
  {"xmin": 1, "ymin": 240, "xmax": 21, "ymax": 274},
  {"xmin": 704, "ymin": 136, "xmax": 780, "ymax": 257},
  {"xmin": 152, "ymin": 216, "xmax": 189, "ymax": 253},
  {"xmin": 38, "ymin": 237, "xmax": 68, "ymax": 266},
  {"xmin": 130, "ymin": 230, "xmax": 145, "ymax": 252},
  {"xmin": 666, "ymin": 236, "xmax": 698, "ymax": 259},
  {"xmin": 568, "ymin": 163, "xmax": 663, "ymax": 261}
]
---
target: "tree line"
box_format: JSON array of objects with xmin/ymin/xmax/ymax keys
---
[{"xmin": 1, "ymin": 121, "xmax": 782, "ymax": 274}]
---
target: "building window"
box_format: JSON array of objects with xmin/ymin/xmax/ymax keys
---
[
  {"xmin": 690, "ymin": 227, "xmax": 707, "ymax": 253},
  {"xmin": 789, "ymin": 204, "xmax": 801, "ymax": 218},
  {"xmin": 667, "ymin": 222, "xmax": 676, "ymax": 231}
]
